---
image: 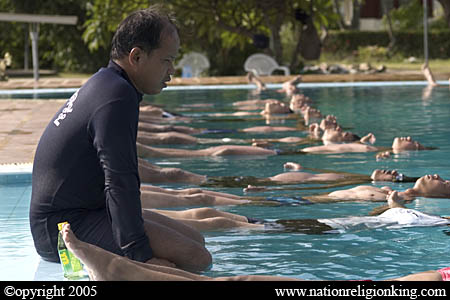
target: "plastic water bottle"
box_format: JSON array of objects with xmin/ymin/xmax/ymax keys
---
[{"xmin": 57, "ymin": 222, "xmax": 89, "ymax": 280}]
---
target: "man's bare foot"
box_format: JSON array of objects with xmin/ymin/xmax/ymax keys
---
[
  {"xmin": 61, "ymin": 223, "xmax": 86, "ymax": 261},
  {"xmin": 61, "ymin": 223, "xmax": 97, "ymax": 280}
]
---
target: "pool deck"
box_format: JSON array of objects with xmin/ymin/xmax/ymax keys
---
[{"xmin": 0, "ymin": 69, "xmax": 443, "ymax": 168}]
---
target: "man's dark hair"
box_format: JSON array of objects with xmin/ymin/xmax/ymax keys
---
[{"xmin": 110, "ymin": 5, "xmax": 177, "ymax": 60}]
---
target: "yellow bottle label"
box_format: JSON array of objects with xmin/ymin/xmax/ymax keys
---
[{"xmin": 59, "ymin": 250, "xmax": 70, "ymax": 266}]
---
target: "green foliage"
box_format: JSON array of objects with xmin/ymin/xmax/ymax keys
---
[
  {"xmin": 82, "ymin": 0, "xmax": 150, "ymax": 52},
  {"xmin": 5, "ymin": 0, "xmax": 421, "ymax": 76},
  {"xmin": 357, "ymin": 45, "xmax": 388, "ymax": 62},
  {"xmin": 0, "ymin": 0, "xmax": 108, "ymax": 73},
  {"xmin": 323, "ymin": 30, "xmax": 450, "ymax": 61},
  {"xmin": 384, "ymin": 0, "xmax": 423, "ymax": 31}
]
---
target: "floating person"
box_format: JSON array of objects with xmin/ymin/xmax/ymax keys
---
[
  {"xmin": 301, "ymin": 136, "xmax": 432, "ymax": 155},
  {"xmin": 147, "ymin": 191, "xmax": 450, "ymax": 234},
  {"xmin": 321, "ymin": 127, "xmax": 376, "ymax": 145},
  {"xmin": 370, "ymin": 169, "xmax": 419, "ymax": 183},
  {"xmin": 139, "ymin": 168, "xmax": 429, "ymax": 209},
  {"xmin": 375, "ymin": 136, "xmax": 436, "ymax": 159},
  {"xmin": 137, "ymin": 143, "xmax": 278, "ymax": 158},
  {"xmin": 307, "ymin": 173, "xmax": 450, "ymax": 203},
  {"xmin": 245, "ymin": 173, "xmax": 450, "ymax": 206},
  {"xmin": 205, "ymin": 168, "xmax": 412, "ymax": 191}
]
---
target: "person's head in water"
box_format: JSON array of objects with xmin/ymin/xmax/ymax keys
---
[
  {"xmin": 111, "ymin": 5, "xmax": 180, "ymax": 95},
  {"xmin": 392, "ymin": 136, "xmax": 426, "ymax": 152},
  {"xmin": 322, "ymin": 126, "xmax": 361, "ymax": 144},
  {"xmin": 406, "ymin": 174, "xmax": 450, "ymax": 198}
]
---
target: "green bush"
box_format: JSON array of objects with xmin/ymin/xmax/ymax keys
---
[
  {"xmin": 323, "ymin": 30, "xmax": 450, "ymax": 60},
  {"xmin": 357, "ymin": 45, "xmax": 389, "ymax": 62}
]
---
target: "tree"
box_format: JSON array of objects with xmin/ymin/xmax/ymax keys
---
[
  {"xmin": 165, "ymin": 0, "xmax": 339, "ymax": 71},
  {"xmin": 438, "ymin": 0, "xmax": 450, "ymax": 27},
  {"xmin": 381, "ymin": 0, "xmax": 396, "ymax": 54},
  {"xmin": 0, "ymin": 0, "xmax": 107, "ymax": 73},
  {"xmin": 82, "ymin": 0, "xmax": 341, "ymax": 74}
]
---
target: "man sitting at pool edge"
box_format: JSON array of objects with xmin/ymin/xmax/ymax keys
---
[{"xmin": 29, "ymin": 6, "xmax": 211, "ymax": 272}]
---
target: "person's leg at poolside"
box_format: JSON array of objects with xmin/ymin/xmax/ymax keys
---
[
  {"xmin": 149, "ymin": 207, "xmax": 263, "ymax": 231},
  {"xmin": 38, "ymin": 209, "xmax": 125, "ymax": 263},
  {"xmin": 165, "ymin": 217, "xmax": 262, "ymax": 231},
  {"xmin": 142, "ymin": 209, "xmax": 205, "ymax": 244},
  {"xmin": 141, "ymin": 190, "xmax": 249, "ymax": 208},
  {"xmin": 59, "ymin": 207, "xmax": 211, "ymax": 272},
  {"xmin": 151, "ymin": 207, "xmax": 249, "ymax": 223},
  {"xmin": 140, "ymin": 209, "xmax": 212, "ymax": 271},
  {"xmin": 62, "ymin": 223, "xmax": 300, "ymax": 281},
  {"xmin": 61, "ymin": 223, "xmax": 206, "ymax": 281}
]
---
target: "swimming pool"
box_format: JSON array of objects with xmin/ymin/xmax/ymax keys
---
[{"xmin": 1, "ymin": 81, "xmax": 450, "ymax": 281}]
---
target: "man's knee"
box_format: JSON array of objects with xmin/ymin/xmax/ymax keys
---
[
  {"xmin": 191, "ymin": 207, "xmax": 218, "ymax": 219},
  {"xmin": 184, "ymin": 242, "xmax": 212, "ymax": 272}
]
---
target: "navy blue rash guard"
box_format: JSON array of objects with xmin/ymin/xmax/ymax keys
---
[{"xmin": 30, "ymin": 61, "xmax": 152, "ymax": 263}]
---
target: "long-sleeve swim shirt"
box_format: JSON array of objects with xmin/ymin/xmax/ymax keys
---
[{"xmin": 30, "ymin": 60, "xmax": 152, "ymax": 262}]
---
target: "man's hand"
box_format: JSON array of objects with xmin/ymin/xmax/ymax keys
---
[{"xmin": 146, "ymin": 257, "xmax": 176, "ymax": 268}]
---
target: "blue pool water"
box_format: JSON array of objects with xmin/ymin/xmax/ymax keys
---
[{"xmin": 1, "ymin": 81, "xmax": 450, "ymax": 280}]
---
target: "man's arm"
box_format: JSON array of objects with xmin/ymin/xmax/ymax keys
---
[{"xmin": 89, "ymin": 98, "xmax": 152, "ymax": 262}]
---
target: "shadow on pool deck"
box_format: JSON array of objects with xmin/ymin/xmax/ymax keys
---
[{"xmin": 0, "ymin": 70, "xmax": 435, "ymax": 166}]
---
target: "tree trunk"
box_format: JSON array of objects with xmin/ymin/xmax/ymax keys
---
[
  {"xmin": 299, "ymin": 1, "xmax": 321, "ymax": 61},
  {"xmin": 382, "ymin": 0, "xmax": 396, "ymax": 54},
  {"xmin": 438, "ymin": 0, "xmax": 450, "ymax": 28},
  {"xmin": 290, "ymin": 23, "xmax": 303, "ymax": 70},
  {"xmin": 350, "ymin": 0, "xmax": 360, "ymax": 29},
  {"xmin": 270, "ymin": 23, "xmax": 283, "ymax": 63},
  {"xmin": 260, "ymin": 0, "xmax": 285, "ymax": 65},
  {"xmin": 333, "ymin": 0, "xmax": 347, "ymax": 30}
]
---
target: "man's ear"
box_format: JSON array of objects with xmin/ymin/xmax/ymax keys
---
[{"xmin": 128, "ymin": 47, "xmax": 143, "ymax": 66}]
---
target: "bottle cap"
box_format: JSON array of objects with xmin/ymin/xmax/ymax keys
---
[{"xmin": 58, "ymin": 221, "xmax": 68, "ymax": 231}]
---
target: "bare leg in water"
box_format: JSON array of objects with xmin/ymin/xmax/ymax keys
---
[
  {"xmin": 140, "ymin": 210, "xmax": 212, "ymax": 271},
  {"xmin": 247, "ymin": 71, "xmax": 266, "ymax": 93},
  {"xmin": 422, "ymin": 64, "xmax": 438, "ymax": 87},
  {"xmin": 60, "ymin": 223, "xmax": 300, "ymax": 281}
]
